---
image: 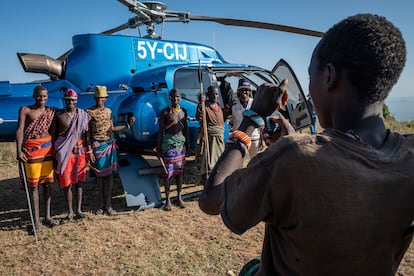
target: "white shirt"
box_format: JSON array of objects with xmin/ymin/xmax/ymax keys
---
[{"xmin": 231, "ymin": 97, "xmax": 260, "ymax": 141}]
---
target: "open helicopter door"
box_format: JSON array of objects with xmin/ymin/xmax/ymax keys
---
[
  {"xmin": 117, "ymin": 153, "xmax": 163, "ymax": 209},
  {"xmin": 271, "ymin": 59, "xmax": 313, "ymax": 130}
]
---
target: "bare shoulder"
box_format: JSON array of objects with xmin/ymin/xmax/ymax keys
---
[
  {"xmin": 160, "ymin": 107, "xmax": 169, "ymax": 115},
  {"xmin": 19, "ymin": 105, "xmax": 30, "ymax": 114}
]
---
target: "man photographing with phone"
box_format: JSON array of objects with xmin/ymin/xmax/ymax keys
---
[{"xmin": 199, "ymin": 13, "xmax": 414, "ymax": 275}]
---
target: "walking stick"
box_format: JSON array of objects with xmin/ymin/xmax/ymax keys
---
[
  {"xmin": 153, "ymin": 147, "xmax": 168, "ymax": 175},
  {"xmin": 198, "ymin": 60, "xmax": 210, "ymax": 178},
  {"xmin": 158, "ymin": 156, "xmax": 168, "ymax": 175},
  {"xmin": 19, "ymin": 161, "xmax": 38, "ymax": 243}
]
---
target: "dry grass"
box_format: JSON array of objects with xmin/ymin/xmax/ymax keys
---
[
  {"xmin": 1, "ymin": 116, "xmax": 414, "ymax": 275},
  {"xmin": 0, "ymin": 143, "xmax": 263, "ymax": 275}
]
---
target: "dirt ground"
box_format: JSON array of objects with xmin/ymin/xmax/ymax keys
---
[
  {"xmin": 0, "ymin": 156, "xmax": 265, "ymax": 275},
  {"xmin": 0, "ymin": 145, "xmax": 413, "ymax": 275}
]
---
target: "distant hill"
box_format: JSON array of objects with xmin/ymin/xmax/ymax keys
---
[{"xmin": 386, "ymin": 96, "xmax": 414, "ymax": 122}]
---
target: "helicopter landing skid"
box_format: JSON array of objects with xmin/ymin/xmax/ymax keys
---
[{"xmin": 117, "ymin": 153, "xmax": 163, "ymax": 208}]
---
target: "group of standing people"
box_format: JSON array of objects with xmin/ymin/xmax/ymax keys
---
[
  {"xmin": 195, "ymin": 78, "xmax": 264, "ymax": 187},
  {"xmin": 16, "ymin": 85, "xmax": 134, "ymax": 230},
  {"xmin": 156, "ymin": 79, "xmax": 262, "ymax": 211},
  {"xmin": 15, "ymin": 74, "xmax": 300, "ymax": 223}
]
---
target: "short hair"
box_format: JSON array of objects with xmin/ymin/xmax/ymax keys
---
[
  {"xmin": 169, "ymin": 88, "xmax": 180, "ymax": 97},
  {"xmin": 316, "ymin": 13, "xmax": 406, "ymax": 104},
  {"xmin": 33, "ymin": 85, "xmax": 47, "ymax": 97},
  {"xmin": 207, "ymin": 86, "xmax": 218, "ymax": 97}
]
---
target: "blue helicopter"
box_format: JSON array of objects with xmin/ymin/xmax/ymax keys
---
[{"xmin": 0, "ymin": 0, "xmax": 323, "ymax": 208}]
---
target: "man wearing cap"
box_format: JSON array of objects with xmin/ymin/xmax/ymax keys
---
[
  {"xmin": 230, "ymin": 79, "xmax": 262, "ymax": 159},
  {"xmin": 51, "ymin": 88, "xmax": 91, "ymax": 221},
  {"xmin": 86, "ymin": 85, "xmax": 135, "ymax": 215},
  {"xmin": 157, "ymin": 88, "xmax": 190, "ymax": 211},
  {"xmin": 16, "ymin": 85, "xmax": 58, "ymax": 230}
]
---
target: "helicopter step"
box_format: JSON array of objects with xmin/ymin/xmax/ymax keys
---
[
  {"xmin": 117, "ymin": 153, "xmax": 164, "ymax": 208},
  {"xmin": 117, "ymin": 152, "xmax": 201, "ymax": 209}
]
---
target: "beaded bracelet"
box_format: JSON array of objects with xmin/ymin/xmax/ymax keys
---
[
  {"xmin": 226, "ymin": 130, "xmax": 252, "ymax": 158},
  {"xmin": 243, "ymin": 109, "xmax": 265, "ymax": 128}
]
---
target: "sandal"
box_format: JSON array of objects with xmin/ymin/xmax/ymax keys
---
[
  {"xmin": 162, "ymin": 203, "xmax": 172, "ymax": 211},
  {"xmin": 75, "ymin": 212, "xmax": 86, "ymax": 220},
  {"xmin": 42, "ymin": 218, "xmax": 58, "ymax": 228},
  {"xmin": 177, "ymin": 199, "xmax": 186, "ymax": 209},
  {"xmin": 60, "ymin": 214, "xmax": 74, "ymax": 224},
  {"xmin": 95, "ymin": 208, "xmax": 104, "ymax": 215},
  {"xmin": 106, "ymin": 207, "xmax": 116, "ymax": 216}
]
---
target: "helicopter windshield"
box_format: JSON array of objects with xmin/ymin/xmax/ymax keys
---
[
  {"xmin": 171, "ymin": 61, "xmax": 313, "ymax": 131},
  {"xmin": 171, "ymin": 63, "xmax": 312, "ymax": 131}
]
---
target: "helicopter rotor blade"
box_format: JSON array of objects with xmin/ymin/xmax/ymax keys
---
[
  {"xmin": 189, "ymin": 15, "xmax": 324, "ymax": 38},
  {"xmin": 101, "ymin": 22, "xmax": 131, "ymax": 35},
  {"xmin": 57, "ymin": 1, "xmax": 323, "ymax": 63}
]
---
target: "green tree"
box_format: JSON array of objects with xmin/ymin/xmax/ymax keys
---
[{"xmin": 383, "ymin": 103, "xmax": 393, "ymax": 119}]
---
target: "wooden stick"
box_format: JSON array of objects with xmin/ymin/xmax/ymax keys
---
[
  {"xmin": 19, "ymin": 161, "xmax": 38, "ymax": 243},
  {"xmin": 153, "ymin": 147, "xmax": 168, "ymax": 175},
  {"xmin": 87, "ymin": 162, "xmax": 100, "ymax": 173},
  {"xmin": 198, "ymin": 60, "xmax": 210, "ymax": 177}
]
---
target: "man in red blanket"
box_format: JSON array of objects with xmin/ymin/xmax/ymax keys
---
[
  {"xmin": 52, "ymin": 89, "xmax": 90, "ymax": 222},
  {"xmin": 16, "ymin": 85, "xmax": 57, "ymax": 230}
]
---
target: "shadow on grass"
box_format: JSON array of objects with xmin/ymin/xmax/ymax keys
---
[
  {"xmin": 0, "ymin": 158, "xmax": 203, "ymax": 233},
  {"xmin": 0, "ymin": 173, "xmax": 130, "ymax": 232}
]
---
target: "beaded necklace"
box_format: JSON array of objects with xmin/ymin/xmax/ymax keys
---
[
  {"xmin": 344, "ymin": 130, "xmax": 361, "ymax": 142},
  {"xmin": 171, "ymin": 105, "xmax": 180, "ymax": 113}
]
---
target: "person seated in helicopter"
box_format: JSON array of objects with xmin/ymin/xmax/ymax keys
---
[
  {"xmin": 156, "ymin": 88, "xmax": 190, "ymax": 211},
  {"xmin": 229, "ymin": 79, "xmax": 263, "ymax": 159},
  {"xmin": 86, "ymin": 85, "xmax": 135, "ymax": 216}
]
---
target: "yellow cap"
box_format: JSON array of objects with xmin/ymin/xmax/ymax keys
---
[{"xmin": 94, "ymin": 85, "xmax": 108, "ymax": 98}]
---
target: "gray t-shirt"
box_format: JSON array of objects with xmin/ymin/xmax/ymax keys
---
[{"xmin": 222, "ymin": 130, "xmax": 414, "ymax": 275}]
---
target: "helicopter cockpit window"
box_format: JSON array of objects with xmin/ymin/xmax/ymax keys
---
[
  {"xmin": 216, "ymin": 72, "xmax": 274, "ymax": 102},
  {"xmin": 241, "ymin": 73, "xmax": 274, "ymax": 89},
  {"xmin": 174, "ymin": 69, "xmax": 212, "ymax": 103}
]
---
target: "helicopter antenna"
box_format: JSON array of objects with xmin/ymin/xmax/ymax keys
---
[{"xmin": 213, "ymin": 32, "xmax": 216, "ymax": 51}]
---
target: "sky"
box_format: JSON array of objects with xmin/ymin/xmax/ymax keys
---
[{"xmin": 0, "ymin": 0, "xmax": 413, "ymax": 101}]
